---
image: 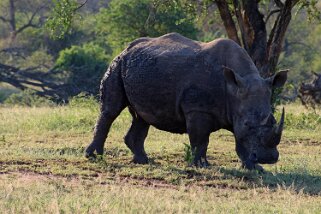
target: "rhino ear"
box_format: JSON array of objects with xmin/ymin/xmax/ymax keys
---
[
  {"xmin": 268, "ymin": 69, "xmax": 289, "ymax": 88},
  {"xmin": 223, "ymin": 66, "xmax": 245, "ymax": 89}
]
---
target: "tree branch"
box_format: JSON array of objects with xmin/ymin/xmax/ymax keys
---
[
  {"xmin": 274, "ymin": 0, "xmax": 284, "ymax": 8},
  {"xmin": 265, "ymin": 9, "xmax": 281, "ymax": 23},
  {"xmin": 0, "ymin": 62, "xmax": 66, "ymax": 99},
  {"xmin": 215, "ymin": 0, "xmax": 241, "ymax": 45},
  {"xmin": 267, "ymin": 13, "xmax": 280, "ymax": 56},
  {"xmin": 0, "ymin": 16, "xmax": 8, "ymax": 23},
  {"xmin": 267, "ymin": 0, "xmax": 293, "ymax": 74},
  {"xmin": 75, "ymin": 0, "xmax": 88, "ymax": 11},
  {"xmin": 233, "ymin": 0, "xmax": 250, "ymax": 51},
  {"xmin": 15, "ymin": 6, "xmax": 44, "ymax": 35}
]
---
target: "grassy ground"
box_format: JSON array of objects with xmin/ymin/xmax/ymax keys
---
[{"xmin": 0, "ymin": 103, "xmax": 321, "ymax": 213}]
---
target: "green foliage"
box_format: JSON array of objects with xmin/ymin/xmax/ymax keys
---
[
  {"xmin": 96, "ymin": 0, "xmax": 198, "ymax": 55},
  {"xmin": 45, "ymin": 0, "xmax": 79, "ymax": 39},
  {"xmin": 183, "ymin": 143, "xmax": 194, "ymax": 165},
  {"xmin": 296, "ymin": 0, "xmax": 321, "ymax": 21},
  {"xmin": 0, "ymin": 86, "xmax": 19, "ymax": 103},
  {"xmin": 271, "ymin": 87, "xmax": 283, "ymax": 113},
  {"xmin": 21, "ymin": 48, "xmax": 54, "ymax": 71},
  {"xmin": 1, "ymin": 0, "xmax": 321, "ymax": 103},
  {"xmin": 279, "ymin": 13, "xmax": 319, "ymax": 83},
  {"xmin": 55, "ymin": 43, "xmax": 109, "ymax": 96},
  {"xmin": 283, "ymin": 112, "xmax": 321, "ymax": 130},
  {"xmin": 68, "ymin": 92, "xmax": 99, "ymax": 111},
  {"xmin": 4, "ymin": 89, "xmax": 55, "ymax": 107}
]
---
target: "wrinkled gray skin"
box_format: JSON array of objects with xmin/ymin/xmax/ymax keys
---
[{"xmin": 85, "ymin": 33, "xmax": 288, "ymax": 170}]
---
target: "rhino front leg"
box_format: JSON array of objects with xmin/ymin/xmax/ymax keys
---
[{"xmin": 185, "ymin": 112, "xmax": 214, "ymax": 167}]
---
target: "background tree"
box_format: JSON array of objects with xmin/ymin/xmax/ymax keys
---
[
  {"xmin": 95, "ymin": 0, "xmax": 198, "ymax": 56},
  {"xmin": 0, "ymin": 0, "xmax": 48, "ymax": 45},
  {"xmin": 0, "ymin": 0, "xmax": 320, "ymax": 104},
  {"xmin": 55, "ymin": 42, "xmax": 109, "ymax": 96}
]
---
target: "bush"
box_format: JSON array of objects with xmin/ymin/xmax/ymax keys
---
[
  {"xmin": 274, "ymin": 109, "xmax": 321, "ymax": 130},
  {"xmin": 68, "ymin": 92, "xmax": 99, "ymax": 111},
  {"xmin": 55, "ymin": 42, "xmax": 109, "ymax": 96},
  {"xmin": 0, "ymin": 87, "xmax": 19, "ymax": 103},
  {"xmin": 285, "ymin": 112, "xmax": 321, "ymax": 130},
  {"xmin": 4, "ymin": 89, "xmax": 55, "ymax": 107}
]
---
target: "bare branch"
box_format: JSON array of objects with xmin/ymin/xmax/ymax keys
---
[
  {"xmin": 0, "ymin": 16, "xmax": 8, "ymax": 23},
  {"xmin": 233, "ymin": 0, "xmax": 250, "ymax": 51},
  {"xmin": 75, "ymin": 0, "xmax": 88, "ymax": 11},
  {"xmin": 263, "ymin": 0, "xmax": 301, "ymax": 76},
  {"xmin": 265, "ymin": 9, "xmax": 281, "ymax": 23},
  {"xmin": 267, "ymin": 12, "xmax": 280, "ymax": 52},
  {"xmin": 15, "ymin": 5, "xmax": 44, "ymax": 35},
  {"xmin": 274, "ymin": 0, "xmax": 284, "ymax": 8}
]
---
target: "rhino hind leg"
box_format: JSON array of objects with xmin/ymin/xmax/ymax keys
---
[
  {"xmin": 185, "ymin": 112, "xmax": 214, "ymax": 167},
  {"xmin": 85, "ymin": 109, "xmax": 124, "ymax": 159},
  {"xmin": 85, "ymin": 67, "xmax": 127, "ymax": 159},
  {"xmin": 124, "ymin": 110, "xmax": 150, "ymax": 164}
]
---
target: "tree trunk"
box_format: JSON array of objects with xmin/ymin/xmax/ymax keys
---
[
  {"xmin": 215, "ymin": 0, "xmax": 298, "ymax": 78},
  {"xmin": 8, "ymin": 0, "xmax": 17, "ymax": 43},
  {"xmin": 215, "ymin": 0, "xmax": 241, "ymax": 45}
]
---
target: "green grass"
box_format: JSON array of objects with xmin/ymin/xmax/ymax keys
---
[{"xmin": 0, "ymin": 103, "xmax": 321, "ymax": 213}]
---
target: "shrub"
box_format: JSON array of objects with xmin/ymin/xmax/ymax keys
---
[
  {"xmin": 55, "ymin": 42, "xmax": 109, "ymax": 96},
  {"xmin": 4, "ymin": 89, "xmax": 55, "ymax": 107},
  {"xmin": 0, "ymin": 87, "xmax": 19, "ymax": 103},
  {"xmin": 68, "ymin": 92, "xmax": 99, "ymax": 111}
]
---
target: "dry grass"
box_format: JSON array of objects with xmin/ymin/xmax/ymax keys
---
[{"xmin": 0, "ymin": 103, "xmax": 321, "ymax": 213}]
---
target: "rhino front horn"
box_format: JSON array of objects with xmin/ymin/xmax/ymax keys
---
[
  {"xmin": 271, "ymin": 108, "xmax": 285, "ymax": 146},
  {"xmin": 276, "ymin": 107, "xmax": 285, "ymax": 136}
]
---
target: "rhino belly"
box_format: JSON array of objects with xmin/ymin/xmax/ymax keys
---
[{"xmin": 123, "ymin": 65, "xmax": 186, "ymax": 133}]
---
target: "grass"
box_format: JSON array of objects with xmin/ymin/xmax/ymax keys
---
[{"xmin": 0, "ymin": 103, "xmax": 321, "ymax": 213}]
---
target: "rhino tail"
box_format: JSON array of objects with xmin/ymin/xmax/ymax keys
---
[{"xmin": 99, "ymin": 53, "xmax": 128, "ymax": 107}]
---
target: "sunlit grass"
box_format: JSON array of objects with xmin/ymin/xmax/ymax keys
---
[{"xmin": 0, "ymin": 102, "xmax": 321, "ymax": 212}]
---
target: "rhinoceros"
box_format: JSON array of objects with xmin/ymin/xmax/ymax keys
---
[{"xmin": 85, "ymin": 33, "xmax": 288, "ymax": 170}]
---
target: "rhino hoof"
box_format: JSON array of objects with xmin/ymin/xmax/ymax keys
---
[
  {"xmin": 85, "ymin": 143, "xmax": 104, "ymax": 160},
  {"xmin": 194, "ymin": 159, "xmax": 210, "ymax": 168},
  {"xmin": 85, "ymin": 151, "xmax": 97, "ymax": 160},
  {"xmin": 254, "ymin": 164, "xmax": 265, "ymax": 173},
  {"xmin": 242, "ymin": 161, "xmax": 265, "ymax": 172},
  {"xmin": 242, "ymin": 160, "xmax": 256, "ymax": 170},
  {"xmin": 132, "ymin": 155, "xmax": 149, "ymax": 164}
]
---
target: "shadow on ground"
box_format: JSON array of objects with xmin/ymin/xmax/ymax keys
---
[{"xmin": 220, "ymin": 167, "xmax": 321, "ymax": 195}]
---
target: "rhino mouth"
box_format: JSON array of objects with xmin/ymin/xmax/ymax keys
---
[
  {"xmin": 242, "ymin": 150, "xmax": 279, "ymax": 170},
  {"xmin": 256, "ymin": 150, "xmax": 279, "ymax": 164}
]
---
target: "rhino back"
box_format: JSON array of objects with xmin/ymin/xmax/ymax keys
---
[{"xmin": 121, "ymin": 33, "xmax": 256, "ymax": 133}]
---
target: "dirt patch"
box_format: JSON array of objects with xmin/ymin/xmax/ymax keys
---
[
  {"xmin": 284, "ymin": 139, "xmax": 321, "ymax": 146},
  {"xmin": 0, "ymin": 171, "xmax": 180, "ymax": 190}
]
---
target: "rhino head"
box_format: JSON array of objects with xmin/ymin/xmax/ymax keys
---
[{"xmin": 224, "ymin": 67, "xmax": 288, "ymax": 170}]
